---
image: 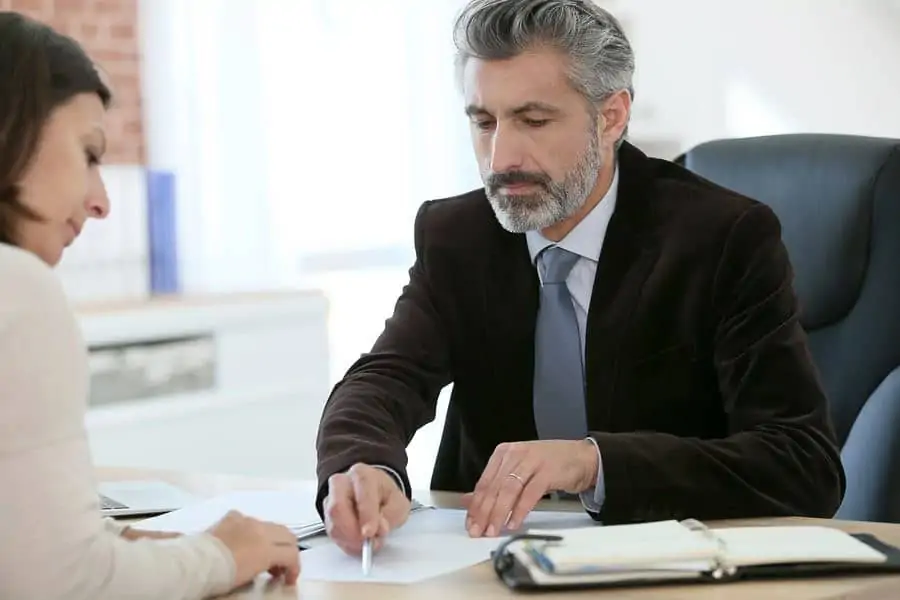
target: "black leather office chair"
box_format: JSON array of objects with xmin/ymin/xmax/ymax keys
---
[{"xmin": 677, "ymin": 134, "xmax": 900, "ymax": 523}]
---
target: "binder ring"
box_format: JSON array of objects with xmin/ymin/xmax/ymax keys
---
[
  {"xmin": 491, "ymin": 533, "xmax": 563, "ymax": 574},
  {"xmin": 681, "ymin": 519, "xmax": 738, "ymax": 580}
]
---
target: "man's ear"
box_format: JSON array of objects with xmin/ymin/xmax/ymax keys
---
[{"xmin": 598, "ymin": 89, "xmax": 631, "ymax": 147}]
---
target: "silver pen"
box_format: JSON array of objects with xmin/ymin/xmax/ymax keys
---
[{"xmin": 362, "ymin": 537, "xmax": 373, "ymax": 576}]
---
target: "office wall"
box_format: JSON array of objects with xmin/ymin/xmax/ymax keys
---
[
  {"xmin": 600, "ymin": 0, "xmax": 900, "ymax": 155},
  {"xmin": 4, "ymin": 0, "xmax": 145, "ymax": 164}
]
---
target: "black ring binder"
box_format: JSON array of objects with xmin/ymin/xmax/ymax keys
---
[
  {"xmin": 489, "ymin": 522, "xmax": 900, "ymax": 592},
  {"xmin": 491, "ymin": 533, "xmax": 563, "ymax": 575}
]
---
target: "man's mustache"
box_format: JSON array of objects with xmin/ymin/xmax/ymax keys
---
[{"xmin": 486, "ymin": 170, "xmax": 550, "ymax": 193}]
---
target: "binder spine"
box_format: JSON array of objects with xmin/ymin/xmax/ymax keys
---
[{"xmin": 681, "ymin": 519, "xmax": 739, "ymax": 581}]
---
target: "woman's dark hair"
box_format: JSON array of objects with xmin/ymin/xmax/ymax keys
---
[{"xmin": 0, "ymin": 11, "xmax": 112, "ymax": 244}]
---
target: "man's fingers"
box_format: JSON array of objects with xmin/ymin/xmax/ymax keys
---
[
  {"xmin": 348, "ymin": 464, "xmax": 380, "ymax": 537},
  {"xmin": 507, "ymin": 474, "xmax": 548, "ymax": 531},
  {"xmin": 468, "ymin": 444, "xmax": 509, "ymax": 525},
  {"xmin": 466, "ymin": 477, "xmax": 499, "ymax": 536},
  {"xmin": 338, "ymin": 531, "xmax": 386, "ymax": 555},
  {"xmin": 467, "ymin": 447, "xmax": 510, "ymax": 520},
  {"xmin": 485, "ymin": 465, "xmax": 535, "ymax": 536},
  {"xmin": 335, "ymin": 539, "xmax": 362, "ymax": 556},
  {"xmin": 325, "ymin": 474, "xmax": 362, "ymax": 548},
  {"xmin": 367, "ymin": 491, "xmax": 408, "ymax": 552},
  {"xmin": 377, "ymin": 516, "xmax": 390, "ymax": 538},
  {"xmin": 381, "ymin": 488, "xmax": 411, "ymax": 530},
  {"xmin": 468, "ymin": 451, "xmax": 520, "ymax": 537}
]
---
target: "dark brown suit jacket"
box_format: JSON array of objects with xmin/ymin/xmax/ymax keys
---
[{"xmin": 315, "ymin": 142, "xmax": 845, "ymax": 524}]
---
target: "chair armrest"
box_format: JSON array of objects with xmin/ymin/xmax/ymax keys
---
[{"xmin": 836, "ymin": 365, "xmax": 900, "ymax": 522}]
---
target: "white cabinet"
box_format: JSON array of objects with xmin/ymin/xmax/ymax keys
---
[{"xmin": 79, "ymin": 291, "xmax": 331, "ymax": 481}]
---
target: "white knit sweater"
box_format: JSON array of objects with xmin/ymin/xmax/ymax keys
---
[{"xmin": 0, "ymin": 243, "xmax": 235, "ymax": 600}]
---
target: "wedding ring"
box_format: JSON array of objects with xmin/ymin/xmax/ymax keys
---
[{"xmin": 507, "ymin": 472, "xmax": 526, "ymax": 485}]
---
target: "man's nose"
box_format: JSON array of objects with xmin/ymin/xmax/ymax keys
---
[{"xmin": 489, "ymin": 124, "xmax": 526, "ymax": 174}]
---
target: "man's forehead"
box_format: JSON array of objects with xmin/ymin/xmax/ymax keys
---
[{"xmin": 462, "ymin": 51, "xmax": 574, "ymax": 110}]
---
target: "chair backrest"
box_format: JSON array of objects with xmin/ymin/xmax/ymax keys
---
[
  {"xmin": 679, "ymin": 134, "xmax": 900, "ymax": 447},
  {"xmin": 679, "ymin": 134, "xmax": 900, "ymax": 521}
]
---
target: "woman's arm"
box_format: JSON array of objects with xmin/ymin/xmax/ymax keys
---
[
  {"xmin": 0, "ymin": 247, "xmax": 234, "ymax": 600},
  {"xmin": 102, "ymin": 516, "xmax": 181, "ymax": 540},
  {"xmin": 110, "ymin": 522, "xmax": 182, "ymax": 541}
]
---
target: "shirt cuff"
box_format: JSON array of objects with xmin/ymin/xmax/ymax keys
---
[
  {"xmin": 373, "ymin": 464, "xmax": 407, "ymax": 496},
  {"xmin": 578, "ymin": 437, "xmax": 605, "ymax": 513}
]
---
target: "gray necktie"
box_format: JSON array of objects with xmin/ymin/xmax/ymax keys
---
[{"xmin": 533, "ymin": 246, "xmax": 588, "ymax": 440}]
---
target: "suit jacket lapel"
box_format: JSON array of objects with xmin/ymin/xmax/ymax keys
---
[
  {"xmin": 484, "ymin": 216, "xmax": 540, "ymax": 438},
  {"xmin": 584, "ymin": 143, "xmax": 663, "ymax": 430}
]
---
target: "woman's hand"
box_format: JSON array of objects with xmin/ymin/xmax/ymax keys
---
[{"xmin": 207, "ymin": 510, "xmax": 301, "ymax": 587}]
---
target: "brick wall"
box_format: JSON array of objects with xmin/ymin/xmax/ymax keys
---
[{"xmin": 2, "ymin": 0, "xmax": 144, "ymax": 164}]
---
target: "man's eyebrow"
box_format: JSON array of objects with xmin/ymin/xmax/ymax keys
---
[
  {"xmin": 510, "ymin": 101, "xmax": 562, "ymax": 116},
  {"xmin": 465, "ymin": 104, "xmax": 488, "ymax": 117},
  {"xmin": 464, "ymin": 102, "xmax": 562, "ymax": 117}
]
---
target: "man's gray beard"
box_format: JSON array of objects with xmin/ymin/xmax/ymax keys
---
[{"xmin": 486, "ymin": 139, "xmax": 602, "ymax": 234}]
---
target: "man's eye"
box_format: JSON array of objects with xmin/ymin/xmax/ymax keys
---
[
  {"xmin": 523, "ymin": 118, "xmax": 550, "ymax": 127},
  {"xmin": 475, "ymin": 120, "xmax": 495, "ymax": 130}
]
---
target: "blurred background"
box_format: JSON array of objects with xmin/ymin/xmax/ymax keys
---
[{"xmin": 6, "ymin": 0, "xmax": 900, "ymax": 490}]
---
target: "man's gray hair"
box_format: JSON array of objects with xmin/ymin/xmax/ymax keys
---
[{"xmin": 453, "ymin": 0, "xmax": 635, "ymax": 143}]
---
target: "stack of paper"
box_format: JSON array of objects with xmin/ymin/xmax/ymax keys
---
[
  {"xmin": 137, "ymin": 490, "xmax": 429, "ymax": 542},
  {"xmin": 136, "ymin": 489, "xmax": 321, "ymax": 536},
  {"xmin": 288, "ymin": 499, "xmax": 430, "ymax": 541}
]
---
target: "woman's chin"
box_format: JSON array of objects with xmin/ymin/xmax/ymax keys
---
[{"xmin": 41, "ymin": 244, "xmax": 64, "ymax": 267}]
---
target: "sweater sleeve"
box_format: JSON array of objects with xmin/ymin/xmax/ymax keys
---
[{"xmin": 0, "ymin": 245, "xmax": 236, "ymax": 600}]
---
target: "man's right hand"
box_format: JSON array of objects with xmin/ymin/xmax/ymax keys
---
[{"xmin": 323, "ymin": 463, "xmax": 411, "ymax": 555}]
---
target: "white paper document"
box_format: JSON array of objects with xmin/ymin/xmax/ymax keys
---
[
  {"xmin": 300, "ymin": 508, "xmax": 595, "ymax": 584},
  {"xmin": 135, "ymin": 489, "xmax": 321, "ymax": 534},
  {"xmin": 135, "ymin": 490, "xmax": 597, "ymax": 585}
]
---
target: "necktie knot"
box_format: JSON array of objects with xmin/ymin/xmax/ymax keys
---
[{"xmin": 538, "ymin": 246, "xmax": 579, "ymax": 285}]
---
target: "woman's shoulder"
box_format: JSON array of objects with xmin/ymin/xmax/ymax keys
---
[{"xmin": 0, "ymin": 243, "xmax": 68, "ymax": 314}]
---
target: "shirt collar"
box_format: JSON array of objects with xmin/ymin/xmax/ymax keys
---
[{"xmin": 526, "ymin": 166, "xmax": 619, "ymax": 264}]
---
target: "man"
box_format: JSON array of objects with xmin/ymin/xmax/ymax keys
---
[{"xmin": 316, "ymin": 0, "xmax": 845, "ymax": 556}]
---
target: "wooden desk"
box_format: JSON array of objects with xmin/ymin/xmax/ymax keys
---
[{"xmin": 98, "ymin": 467, "xmax": 900, "ymax": 600}]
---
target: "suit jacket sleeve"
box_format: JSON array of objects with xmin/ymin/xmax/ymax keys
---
[
  {"xmin": 315, "ymin": 201, "xmax": 452, "ymax": 515},
  {"xmin": 591, "ymin": 203, "xmax": 846, "ymax": 524}
]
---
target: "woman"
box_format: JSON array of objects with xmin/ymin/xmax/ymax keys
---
[{"xmin": 0, "ymin": 12, "xmax": 300, "ymax": 600}]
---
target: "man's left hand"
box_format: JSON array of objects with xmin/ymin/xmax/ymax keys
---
[{"xmin": 463, "ymin": 439, "xmax": 599, "ymax": 537}]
